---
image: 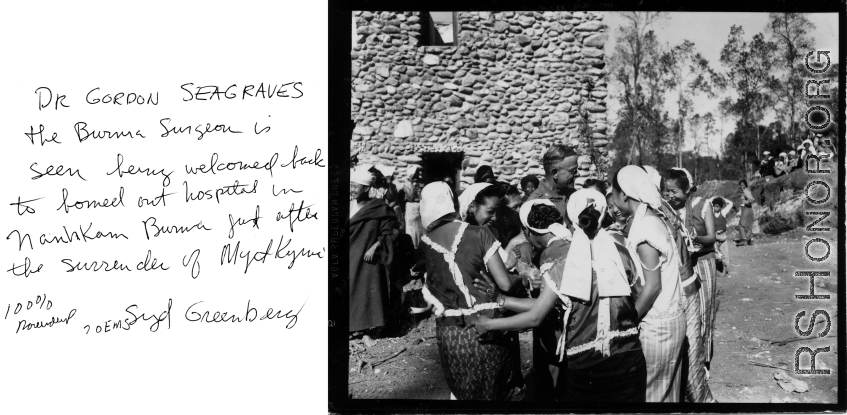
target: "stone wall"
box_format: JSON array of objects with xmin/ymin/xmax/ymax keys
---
[{"xmin": 351, "ymin": 11, "xmax": 610, "ymax": 190}]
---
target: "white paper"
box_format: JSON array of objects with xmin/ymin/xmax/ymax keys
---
[{"xmin": 0, "ymin": 2, "xmax": 328, "ymax": 414}]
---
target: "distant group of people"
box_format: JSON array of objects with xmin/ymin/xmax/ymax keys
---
[
  {"xmin": 757, "ymin": 135, "xmax": 836, "ymax": 180},
  {"xmin": 348, "ymin": 142, "xmax": 758, "ymax": 402}
]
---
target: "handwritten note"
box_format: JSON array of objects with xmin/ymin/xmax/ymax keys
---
[{"xmin": 1, "ymin": 2, "xmax": 328, "ymax": 413}]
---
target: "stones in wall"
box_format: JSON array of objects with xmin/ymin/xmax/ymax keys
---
[{"xmin": 351, "ymin": 10, "xmax": 610, "ymax": 190}]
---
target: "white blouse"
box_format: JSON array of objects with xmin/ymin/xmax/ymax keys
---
[{"xmin": 627, "ymin": 213, "xmax": 684, "ymax": 320}]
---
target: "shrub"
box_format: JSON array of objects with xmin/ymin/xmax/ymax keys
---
[{"xmin": 758, "ymin": 213, "xmax": 795, "ymax": 235}]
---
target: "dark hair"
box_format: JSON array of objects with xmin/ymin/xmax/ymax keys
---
[
  {"xmin": 712, "ymin": 197, "xmax": 725, "ymax": 208},
  {"xmin": 583, "ymin": 178, "xmax": 607, "ymax": 195},
  {"xmin": 666, "ymin": 169, "xmax": 696, "ymax": 193},
  {"xmin": 738, "ymin": 179, "xmax": 748, "ymax": 187},
  {"xmin": 542, "ymin": 144, "xmax": 578, "ymax": 173},
  {"xmin": 577, "ymin": 205, "xmax": 602, "ymax": 234},
  {"xmin": 496, "ymin": 181, "xmax": 511, "ymax": 194},
  {"xmin": 600, "ymin": 203, "xmax": 615, "ymax": 229},
  {"xmin": 474, "ymin": 185, "xmax": 504, "ymax": 205},
  {"xmin": 527, "ymin": 204, "xmax": 563, "ymax": 230},
  {"xmin": 520, "ymin": 175, "xmax": 540, "ymax": 189},
  {"xmin": 368, "ymin": 166, "xmax": 386, "ymax": 188},
  {"xmin": 474, "ymin": 165, "xmax": 495, "ymax": 183},
  {"xmin": 506, "ymin": 185, "xmax": 521, "ymax": 198}
]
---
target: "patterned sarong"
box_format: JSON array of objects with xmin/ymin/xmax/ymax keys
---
[{"xmin": 436, "ymin": 323, "xmax": 525, "ymax": 401}]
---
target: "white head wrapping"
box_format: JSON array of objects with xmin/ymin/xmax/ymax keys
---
[
  {"xmin": 351, "ymin": 168, "xmax": 375, "ymax": 187},
  {"xmin": 789, "ymin": 150, "xmax": 796, "ymax": 156},
  {"xmin": 802, "ymin": 139, "xmax": 815, "ymax": 149},
  {"xmin": 763, "ymin": 151, "xmax": 771, "ymax": 156},
  {"xmin": 616, "ymin": 165, "xmax": 663, "ymax": 212},
  {"xmin": 458, "ymin": 183, "xmax": 491, "ymax": 221},
  {"xmin": 420, "ymin": 182, "xmax": 455, "ymax": 229},
  {"xmin": 519, "ymin": 199, "xmax": 572, "ymax": 240},
  {"xmin": 670, "ymin": 167, "xmax": 694, "ymax": 190},
  {"xmin": 640, "ymin": 165, "xmax": 663, "ymax": 191},
  {"xmin": 557, "ymin": 189, "xmax": 631, "ymax": 302}
]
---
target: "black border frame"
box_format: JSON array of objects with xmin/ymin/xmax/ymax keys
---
[{"xmin": 329, "ymin": 0, "xmax": 846, "ymax": 412}]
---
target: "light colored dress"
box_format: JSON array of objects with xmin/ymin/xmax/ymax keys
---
[{"xmin": 627, "ymin": 209, "xmax": 686, "ymax": 403}]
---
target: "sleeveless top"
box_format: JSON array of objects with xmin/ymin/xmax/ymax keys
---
[
  {"xmin": 683, "ymin": 197, "xmax": 715, "ymax": 261},
  {"xmin": 713, "ymin": 213, "xmax": 727, "ymax": 232}
]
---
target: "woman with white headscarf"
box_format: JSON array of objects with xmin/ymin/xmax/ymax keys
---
[
  {"xmin": 662, "ymin": 167, "xmax": 718, "ymax": 402},
  {"xmin": 609, "ymin": 166, "xmax": 686, "ymax": 403},
  {"xmin": 473, "ymin": 190, "xmax": 646, "ymax": 402},
  {"xmin": 475, "ymin": 198, "xmax": 576, "ymax": 401},
  {"xmin": 348, "ymin": 168, "xmax": 398, "ymax": 347},
  {"xmin": 416, "ymin": 182, "xmax": 524, "ymax": 401},
  {"xmin": 401, "ymin": 165, "xmax": 425, "ymax": 249}
]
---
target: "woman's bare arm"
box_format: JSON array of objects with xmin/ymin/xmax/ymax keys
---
[
  {"xmin": 695, "ymin": 206, "xmax": 716, "ymax": 245},
  {"xmin": 633, "ymin": 243, "xmax": 662, "ymax": 321},
  {"xmin": 477, "ymin": 285, "xmax": 559, "ymax": 331},
  {"xmin": 485, "ymin": 252, "xmax": 514, "ymax": 292}
]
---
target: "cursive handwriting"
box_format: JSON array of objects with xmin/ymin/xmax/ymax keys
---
[
  {"xmin": 106, "ymin": 153, "xmax": 173, "ymax": 187},
  {"xmin": 125, "ymin": 299, "xmax": 172, "ymax": 332},
  {"xmin": 220, "ymin": 234, "xmax": 324, "ymax": 272},
  {"xmin": 56, "ymin": 187, "xmax": 125, "ymax": 213},
  {"xmin": 184, "ymin": 298, "xmax": 305, "ymax": 328},
  {"xmin": 6, "ymin": 223, "xmax": 128, "ymax": 251},
  {"xmin": 75, "ymin": 121, "xmax": 145, "ymax": 142},
  {"xmin": 228, "ymin": 205, "xmax": 261, "ymax": 239},
  {"xmin": 16, "ymin": 309, "xmax": 77, "ymax": 333},
  {"xmin": 183, "ymin": 180, "xmax": 258, "ymax": 204},
  {"xmin": 184, "ymin": 153, "xmax": 278, "ymax": 176},
  {"xmin": 278, "ymin": 146, "xmax": 325, "ymax": 169},
  {"xmin": 30, "ymin": 163, "xmax": 86, "ymax": 181},
  {"xmin": 142, "ymin": 217, "xmax": 211, "ymax": 240},
  {"xmin": 159, "ymin": 118, "xmax": 242, "ymax": 141},
  {"xmin": 275, "ymin": 200, "xmax": 318, "ymax": 232}
]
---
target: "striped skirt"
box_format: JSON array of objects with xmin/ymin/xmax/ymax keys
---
[
  {"xmin": 436, "ymin": 323, "xmax": 525, "ymax": 401},
  {"xmin": 639, "ymin": 313, "xmax": 686, "ymax": 402},
  {"xmin": 696, "ymin": 258, "xmax": 718, "ymax": 363},
  {"xmin": 682, "ymin": 285, "xmax": 714, "ymax": 402},
  {"xmin": 405, "ymin": 202, "xmax": 424, "ymax": 249}
]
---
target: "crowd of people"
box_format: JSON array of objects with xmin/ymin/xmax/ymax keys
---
[
  {"xmin": 756, "ymin": 134, "xmax": 836, "ymax": 180},
  {"xmin": 348, "ymin": 143, "xmax": 757, "ymax": 402}
]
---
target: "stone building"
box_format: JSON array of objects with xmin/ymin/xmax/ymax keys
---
[{"xmin": 351, "ymin": 11, "xmax": 611, "ymax": 192}]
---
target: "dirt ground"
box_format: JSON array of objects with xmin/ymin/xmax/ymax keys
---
[{"xmin": 348, "ymin": 236, "xmax": 838, "ymax": 403}]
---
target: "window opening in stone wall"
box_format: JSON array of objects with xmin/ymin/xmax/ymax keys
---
[
  {"xmin": 420, "ymin": 152, "xmax": 464, "ymax": 193},
  {"xmin": 418, "ymin": 11, "xmax": 458, "ymax": 47}
]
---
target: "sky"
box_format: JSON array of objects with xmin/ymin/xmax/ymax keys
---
[{"xmin": 600, "ymin": 12, "xmax": 840, "ymax": 156}]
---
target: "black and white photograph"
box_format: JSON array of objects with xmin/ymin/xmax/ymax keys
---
[{"xmin": 336, "ymin": 6, "xmax": 843, "ymax": 408}]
